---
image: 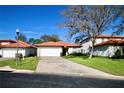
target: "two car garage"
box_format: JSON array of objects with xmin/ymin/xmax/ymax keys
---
[
  {"xmin": 36, "ymin": 41, "xmax": 81, "ymax": 57},
  {"xmin": 37, "ymin": 47, "xmax": 62, "ymax": 57}
]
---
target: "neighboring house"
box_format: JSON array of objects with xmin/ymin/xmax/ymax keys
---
[
  {"xmin": 35, "ymin": 41, "xmax": 81, "ymax": 57},
  {"xmin": 81, "ymin": 34, "xmax": 124, "ymax": 57},
  {"xmin": 0, "ymin": 40, "xmax": 36, "ymax": 58},
  {"xmin": 93, "ymin": 39, "xmax": 124, "ymax": 57}
]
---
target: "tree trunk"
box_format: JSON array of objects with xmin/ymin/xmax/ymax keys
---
[
  {"xmin": 89, "ymin": 40, "xmax": 95, "ymax": 59},
  {"xmin": 89, "ymin": 46, "xmax": 94, "ymax": 59}
]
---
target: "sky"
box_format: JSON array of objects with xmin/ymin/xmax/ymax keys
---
[
  {"xmin": 0, "ymin": 5, "xmax": 70, "ymax": 42},
  {"xmin": 0, "ymin": 5, "xmax": 123, "ymax": 43}
]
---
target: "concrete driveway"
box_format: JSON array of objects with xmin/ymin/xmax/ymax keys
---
[{"xmin": 36, "ymin": 57, "xmax": 114, "ymax": 78}]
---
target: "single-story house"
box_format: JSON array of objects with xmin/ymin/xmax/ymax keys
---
[
  {"xmin": 35, "ymin": 41, "xmax": 81, "ymax": 57},
  {"xmin": 93, "ymin": 39, "xmax": 124, "ymax": 57},
  {"xmin": 0, "ymin": 40, "xmax": 36, "ymax": 58}
]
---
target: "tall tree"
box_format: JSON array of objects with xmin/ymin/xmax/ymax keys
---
[
  {"xmin": 61, "ymin": 5, "xmax": 124, "ymax": 59},
  {"xmin": 40, "ymin": 34, "xmax": 60, "ymax": 42},
  {"xmin": 15, "ymin": 33, "xmax": 27, "ymax": 42},
  {"xmin": 113, "ymin": 10, "xmax": 124, "ymax": 35},
  {"xmin": 34, "ymin": 39, "xmax": 43, "ymax": 44},
  {"xmin": 28, "ymin": 38, "xmax": 43, "ymax": 44},
  {"xmin": 28, "ymin": 38, "xmax": 35, "ymax": 44},
  {"xmin": 113, "ymin": 21, "xmax": 124, "ymax": 35}
]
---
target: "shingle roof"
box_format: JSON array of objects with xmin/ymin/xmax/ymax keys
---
[
  {"xmin": 0, "ymin": 40, "xmax": 34, "ymax": 48},
  {"xmin": 94, "ymin": 39, "xmax": 124, "ymax": 47},
  {"xmin": 35, "ymin": 41, "xmax": 81, "ymax": 47}
]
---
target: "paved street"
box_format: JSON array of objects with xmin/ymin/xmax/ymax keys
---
[{"xmin": 1, "ymin": 71, "xmax": 124, "ymax": 88}]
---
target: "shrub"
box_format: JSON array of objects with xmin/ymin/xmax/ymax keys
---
[
  {"xmin": 68, "ymin": 52, "xmax": 83, "ymax": 56},
  {"xmin": 111, "ymin": 49, "xmax": 124, "ymax": 59}
]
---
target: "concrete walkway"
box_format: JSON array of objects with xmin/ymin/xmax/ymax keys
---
[{"xmin": 36, "ymin": 57, "xmax": 117, "ymax": 79}]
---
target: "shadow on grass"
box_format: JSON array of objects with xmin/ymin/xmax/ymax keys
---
[
  {"xmin": 65, "ymin": 55, "xmax": 124, "ymax": 62},
  {"xmin": 64, "ymin": 55, "xmax": 89, "ymax": 60},
  {"xmin": 111, "ymin": 58, "xmax": 124, "ymax": 62},
  {"xmin": 0, "ymin": 71, "xmax": 124, "ymax": 88}
]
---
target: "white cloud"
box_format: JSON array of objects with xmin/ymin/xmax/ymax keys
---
[
  {"xmin": 22, "ymin": 31, "xmax": 39, "ymax": 34},
  {"xmin": 33, "ymin": 26, "xmax": 58, "ymax": 30}
]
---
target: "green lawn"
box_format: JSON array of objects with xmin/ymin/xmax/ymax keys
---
[
  {"xmin": 0, "ymin": 57, "xmax": 39, "ymax": 71},
  {"xmin": 64, "ymin": 55, "xmax": 124, "ymax": 76}
]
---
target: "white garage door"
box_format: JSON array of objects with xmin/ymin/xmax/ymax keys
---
[
  {"xmin": 40, "ymin": 47, "xmax": 62, "ymax": 56},
  {"xmin": 3, "ymin": 48, "xmax": 16, "ymax": 58},
  {"xmin": 2, "ymin": 48, "xmax": 25, "ymax": 58}
]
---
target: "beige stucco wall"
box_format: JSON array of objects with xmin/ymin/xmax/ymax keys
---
[
  {"xmin": 68, "ymin": 47, "xmax": 82, "ymax": 54},
  {"xmin": 81, "ymin": 41, "xmax": 92, "ymax": 54}
]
